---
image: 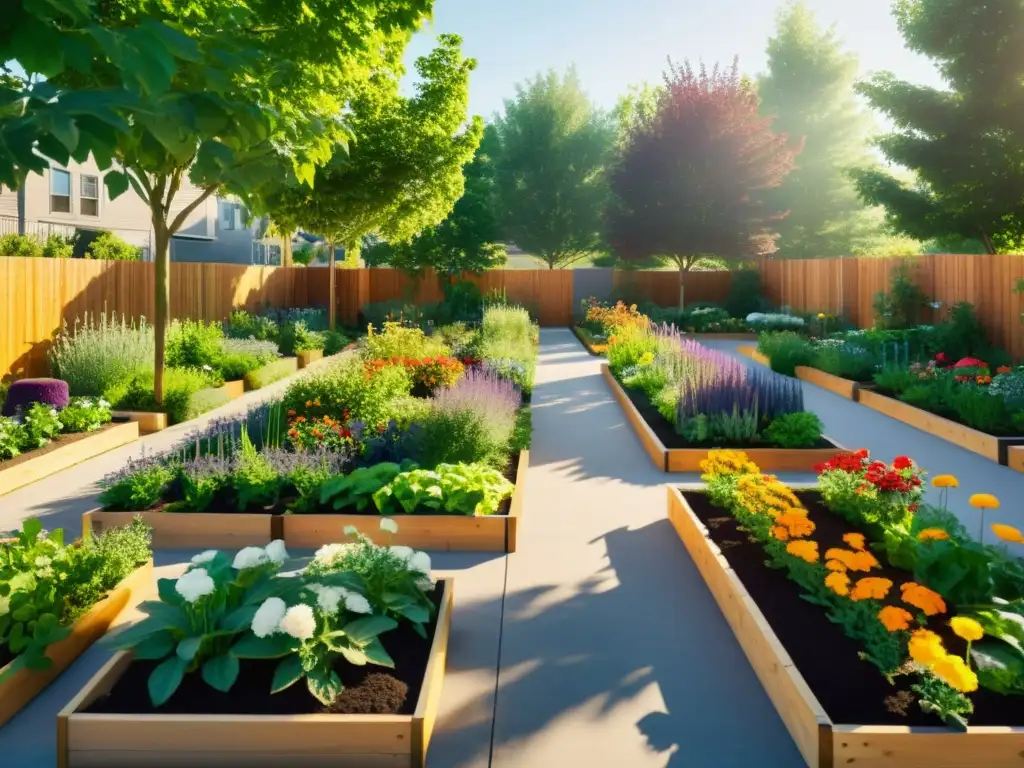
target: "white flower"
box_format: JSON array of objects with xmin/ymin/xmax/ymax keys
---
[
  {"xmin": 99, "ymin": 399, "xmax": 110, "ymax": 408},
  {"xmin": 379, "ymin": 518, "xmax": 398, "ymax": 534},
  {"xmin": 34, "ymin": 556, "xmax": 51, "ymax": 568},
  {"xmin": 191, "ymin": 550, "xmax": 218, "ymax": 565},
  {"xmin": 279, "ymin": 604, "xmax": 317, "ymax": 640},
  {"xmin": 265, "ymin": 539, "xmax": 289, "ymax": 565},
  {"xmin": 49, "ymin": 409, "xmax": 58, "ymax": 417},
  {"xmin": 251, "ymin": 597, "xmax": 287, "ymax": 638},
  {"xmin": 202, "ymin": 364, "xmax": 213, "ymax": 371},
  {"xmin": 389, "ymin": 545, "xmax": 414, "ymax": 563},
  {"xmin": 313, "ymin": 543, "xmax": 349, "ymax": 564},
  {"xmin": 344, "ymin": 592, "xmax": 372, "ymax": 614},
  {"xmin": 408, "ymin": 551, "xmax": 432, "ymax": 575},
  {"xmin": 416, "ymin": 576, "xmax": 435, "ymax": 592},
  {"xmin": 343, "ymin": 525, "xmax": 358, "ymax": 537},
  {"xmin": 232, "ymin": 546, "xmax": 268, "ymax": 570},
  {"xmin": 36, "ymin": 566, "xmax": 54, "ymax": 580},
  {"xmin": 308, "ymin": 583, "xmax": 346, "ymax": 615},
  {"xmin": 79, "ymin": 399, "xmax": 92, "ymax": 408},
  {"xmin": 175, "ymin": 568, "xmax": 216, "ymax": 603}
]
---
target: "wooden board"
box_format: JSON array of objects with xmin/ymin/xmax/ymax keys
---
[
  {"xmin": 0, "ymin": 421, "xmax": 139, "ymax": 496},
  {"xmin": 0, "ymin": 559, "xmax": 152, "ymax": 727},
  {"xmin": 1008, "ymin": 446, "xmax": 1024, "ymax": 475},
  {"xmin": 572, "ymin": 326, "xmax": 608, "ymax": 356},
  {"xmin": 737, "ymin": 345, "xmax": 771, "ymax": 366},
  {"xmin": 794, "ymin": 366, "xmax": 860, "ymax": 401},
  {"xmin": 297, "ymin": 349, "xmax": 324, "ymax": 368},
  {"xmin": 83, "ymin": 510, "xmax": 275, "ymax": 549},
  {"xmin": 830, "ymin": 724, "xmax": 1024, "ymax": 767},
  {"xmin": 218, "ymin": 380, "xmax": 245, "ymax": 400},
  {"xmin": 600, "ymin": 363, "xmax": 667, "ymax": 471},
  {"xmin": 110, "ymin": 411, "xmax": 167, "ymax": 435},
  {"xmin": 58, "ymin": 579, "xmax": 454, "ymax": 768}
]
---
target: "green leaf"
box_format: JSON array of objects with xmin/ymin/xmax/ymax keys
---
[
  {"xmin": 132, "ymin": 631, "xmax": 176, "ymax": 660},
  {"xmin": 305, "ymin": 667, "xmax": 342, "ymax": 706},
  {"xmin": 270, "ymin": 654, "xmax": 304, "ymax": 693},
  {"xmin": 202, "ymin": 653, "xmax": 240, "ymax": 693},
  {"xmin": 177, "ymin": 636, "xmax": 203, "ymax": 662},
  {"xmin": 157, "ymin": 579, "xmax": 183, "ymax": 605},
  {"xmin": 105, "ymin": 618, "xmax": 174, "ymax": 651},
  {"xmin": 231, "ymin": 632, "xmax": 298, "ymax": 659},
  {"xmin": 362, "ymin": 637, "xmax": 395, "ymax": 668},
  {"xmin": 222, "ymin": 604, "xmax": 258, "ymax": 632},
  {"xmin": 343, "ymin": 615, "xmax": 398, "ymax": 644},
  {"xmin": 148, "ymin": 656, "xmax": 188, "ymax": 708},
  {"xmin": 398, "ymin": 603, "xmax": 430, "ymax": 625},
  {"xmin": 104, "ymin": 170, "xmax": 130, "ymax": 200},
  {"xmin": 339, "ymin": 646, "xmax": 369, "ymax": 666}
]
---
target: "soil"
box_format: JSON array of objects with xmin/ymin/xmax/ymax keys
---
[
  {"xmin": 683, "ymin": 490, "xmax": 1024, "ymax": 726},
  {"xmin": 621, "ymin": 383, "xmax": 838, "ymax": 451},
  {"xmin": 871, "ymin": 386, "xmax": 1024, "ymax": 439},
  {"xmin": 84, "ymin": 581, "xmax": 444, "ymax": 716},
  {"xmin": 0, "ymin": 422, "xmax": 123, "ymax": 471}
]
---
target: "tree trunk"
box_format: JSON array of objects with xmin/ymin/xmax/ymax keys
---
[
  {"xmin": 153, "ymin": 223, "xmax": 170, "ymax": 405},
  {"xmin": 328, "ymin": 241, "xmax": 336, "ymax": 331},
  {"xmin": 980, "ymin": 229, "xmax": 996, "ymax": 255},
  {"xmin": 281, "ymin": 232, "xmax": 292, "ymax": 267},
  {"xmin": 678, "ymin": 266, "xmax": 686, "ymax": 310}
]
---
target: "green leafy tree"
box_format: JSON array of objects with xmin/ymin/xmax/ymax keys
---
[
  {"xmin": 757, "ymin": 1, "xmax": 882, "ymax": 258},
  {"xmin": 493, "ymin": 68, "xmax": 615, "ymax": 269},
  {"xmin": 851, "ymin": 0, "xmax": 1024, "ymax": 255}
]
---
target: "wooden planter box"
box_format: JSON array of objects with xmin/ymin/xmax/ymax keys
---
[
  {"xmin": 667, "ymin": 487, "xmax": 1024, "ymax": 766},
  {"xmin": 218, "ymin": 380, "xmax": 246, "ymax": 400},
  {"xmin": 83, "ymin": 511, "xmax": 275, "ymax": 550},
  {"xmin": 110, "ymin": 411, "xmax": 167, "ymax": 434},
  {"xmin": 794, "ymin": 367, "xmax": 861, "ymax": 401},
  {"xmin": 1009, "ymin": 446, "xmax": 1024, "ymax": 475},
  {"xmin": 858, "ymin": 389, "xmax": 1024, "ymax": 465},
  {"xmin": 283, "ymin": 450, "xmax": 529, "ymax": 553},
  {"xmin": 297, "ymin": 349, "xmax": 324, "ymax": 368},
  {"xmin": 0, "ymin": 421, "xmax": 140, "ymax": 496},
  {"xmin": 602, "ymin": 365, "xmax": 846, "ymax": 473},
  {"xmin": 57, "ymin": 578, "xmax": 454, "ymax": 768},
  {"xmin": 0, "ymin": 559, "xmax": 152, "ymax": 727},
  {"xmin": 689, "ymin": 332, "xmax": 759, "ymax": 341},
  {"xmin": 572, "ymin": 326, "xmax": 608, "ymax": 356},
  {"xmin": 737, "ymin": 345, "xmax": 771, "ymax": 366},
  {"xmin": 244, "ymin": 357, "xmax": 300, "ymax": 391}
]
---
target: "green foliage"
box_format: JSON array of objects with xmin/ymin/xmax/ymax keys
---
[
  {"xmin": 283, "ymin": 359, "xmax": 412, "ymax": 428},
  {"xmin": 85, "ymin": 231, "xmax": 141, "ymax": 261},
  {"xmin": 374, "ymin": 463, "xmax": 514, "ymax": 516},
  {"xmin": 493, "ymin": 67, "xmax": 615, "ymax": 268},
  {"xmin": 413, "ymin": 407, "xmax": 502, "ymax": 468},
  {"xmin": 50, "ymin": 312, "xmax": 154, "ymax": 397},
  {"xmin": 318, "ymin": 462, "xmax": 412, "ymax": 512},
  {"xmin": 763, "ymin": 411, "xmax": 823, "ymax": 448},
  {"xmin": 107, "ymin": 367, "xmax": 224, "ymax": 425},
  {"xmin": 322, "ymin": 330, "xmax": 350, "ymax": 356},
  {"xmin": 166, "ymin": 319, "xmax": 225, "ymax": 370},
  {"xmin": 57, "ymin": 396, "xmax": 113, "ymax": 433},
  {"xmin": 756, "ymin": 331, "xmax": 814, "ymax": 376},
  {"xmin": 912, "ymin": 673, "xmax": 973, "ymax": 732},
  {"xmin": 380, "ymin": 396, "xmax": 431, "ymax": 431},
  {"xmin": 723, "ymin": 269, "xmax": 765, "ymax": 318},
  {"xmin": 279, "ymin": 322, "xmax": 325, "ymax": 355},
  {"xmin": 364, "ymin": 323, "xmax": 449, "ymax": 361},
  {"xmin": 873, "ymin": 263, "xmax": 931, "ymax": 329},
  {"xmin": 0, "ymin": 417, "xmax": 27, "ymax": 460},
  {"xmin": 508, "ymin": 407, "xmax": 532, "ymax": 454},
  {"xmin": 65, "ymin": 518, "xmax": 152, "ymax": 620},
  {"xmin": 43, "ymin": 234, "xmax": 75, "ymax": 259},
  {"xmin": 21, "ymin": 402, "xmax": 62, "ymax": 448},
  {"xmin": 99, "ymin": 462, "xmax": 176, "ymax": 511},
  {"xmin": 812, "ymin": 342, "xmax": 877, "ymax": 381},
  {"xmin": 243, "ymin": 359, "xmax": 297, "ymax": 390},
  {"xmin": 225, "ymin": 311, "xmax": 279, "ymax": 343},
  {"xmin": 0, "ymin": 233, "xmax": 43, "ymax": 257},
  {"xmin": 479, "ymin": 306, "xmax": 537, "ymax": 394}
]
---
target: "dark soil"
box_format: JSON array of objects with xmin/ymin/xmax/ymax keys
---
[
  {"xmin": 871, "ymin": 387, "xmax": 1024, "ymax": 439},
  {"xmin": 0, "ymin": 422, "xmax": 123, "ymax": 471},
  {"xmin": 622, "ymin": 383, "xmax": 838, "ymax": 451},
  {"xmin": 84, "ymin": 581, "xmax": 444, "ymax": 716},
  {"xmin": 684, "ymin": 490, "xmax": 1024, "ymax": 726}
]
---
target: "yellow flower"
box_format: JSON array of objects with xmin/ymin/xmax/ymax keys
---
[
  {"xmin": 772, "ymin": 525, "xmax": 790, "ymax": 542},
  {"xmin": 878, "ymin": 606, "xmax": 913, "ymax": 632},
  {"xmin": 932, "ymin": 654, "xmax": 979, "ymax": 693},
  {"xmin": 825, "ymin": 571, "xmax": 850, "ymax": 596},
  {"xmin": 900, "ymin": 582, "xmax": 947, "ymax": 616},
  {"xmin": 786, "ymin": 540, "xmax": 819, "ymax": 563},
  {"xmin": 932, "ymin": 475, "xmax": 959, "ymax": 488},
  {"xmin": 778, "ymin": 511, "xmax": 815, "ymax": 539},
  {"xmin": 850, "ymin": 577, "xmax": 893, "ymax": 602},
  {"xmin": 917, "ymin": 528, "xmax": 950, "ymax": 542},
  {"xmin": 842, "ymin": 532, "xmax": 866, "ymax": 551},
  {"xmin": 970, "ymin": 493, "xmax": 1000, "ymax": 509},
  {"xmin": 817, "ymin": 312, "xmax": 826, "ymax": 320},
  {"xmin": 908, "ymin": 629, "xmax": 946, "ymax": 666},
  {"xmin": 825, "ymin": 559, "xmax": 847, "ymax": 572},
  {"xmin": 991, "ymin": 523, "xmax": 1024, "ymax": 544},
  {"xmin": 950, "ymin": 617, "xmax": 984, "ymax": 642}
]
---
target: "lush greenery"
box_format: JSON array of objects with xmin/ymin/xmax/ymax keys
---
[{"xmin": 0, "ymin": 397, "xmax": 112, "ymax": 461}]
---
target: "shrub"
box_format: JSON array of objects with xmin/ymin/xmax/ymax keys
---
[
  {"xmin": 364, "ymin": 322, "xmax": 449, "ymax": 359},
  {"xmin": 224, "ymin": 310, "xmax": 279, "ymax": 342},
  {"xmin": 323, "ymin": 329, "xmax": 351, "ymax": 355},
  {"xmin": 723, "ymin": 268, "xmax": 764, "ymax": 318},
  {"xmin": 262, "ymin": 307, "xmax": 328, "ymax": 331},
  {"xmin": 58, "ymin": 396, "xmax": 112, "ymax": 433},
  {"xmin": 607, "ymin": 324, "xmax": 658, "ymax": 376},
  {"xmin": 218, "ymin": 338, "xmax": 279, "ymax": 379},
  {"xmin": 746, "ymin": 312, "xmax": 804, "ymax": 331},
  {"xmin": 757, "ymin": 331, "xmax": 814, "ymax": 376},
  {"xmin": 243, "ymin": 358, "xmax": 298, "ymax": 390},
  {"xmin": 108, "ymin": 367, "xmax": 223, "ymax": 424},
  {"xmin": 99, "ymin": 456, "xmax": 176, "ymax": 510},
  {"xmin": 434, "ymin": 323, "xmax": 477, "ymax": 356},
  {"xmin": 50, "ymin": 312, "xmax": 153, "ymax": 397},
  {"xmin": 763, "ymin": 412, "xmax": 823, "ymax": 448},
  {"xmin": 583, "ymin": 299, "xmax": 648, "ymax": 335},
  {"xmin": 812, "ymin": 341, "xmax": 877, "ymax": 382},
  {"xmin": 43, "ymin": 233, "xmax": 75, "ymax": 258},
  {"xmin": 85, "ymin": 231, "xmax": 141, "ymax": 261},
  {"xmin": 64, "ymin": 518, "xmax": 152, "ymax": 620},
  {"xmin": 283, "ymin": 358, "xmax": 412, "ymax": 427},
  {"xmin": 279, "ymin": 321, "xmax": 326, "ymax": 355},
  {"xmin": 2, "ymin": 378, "xmax": 70, "ymax": 416},
  {"xmin": 21, "ymin": 402, "xmax": 63, "ymax": 447},
  {"xmin": 362, "ymin": 300, "xmax": 434, "ymax": 330},
  {"xmin": 0, "ymin": 416, "xmax": 28, "ymax": 459},
  {"xmin": 365, "ymin": 356, "xmax": 465, "ymax": 397},
  {"xmin": 872, "ymin": 262, "xmax": 930, "ymax": 329},
  {"xmin": 166, "ymin": 319, "xmax": 225, "ymax": 370},
  {"xmin": 0, "ymin": 233, "xmax": 43, "ymax": 257},
  {"xmin": 380, "ymin": 395, "xmax": 431, "ymax": 430},
  {"xmin": 933, "ymin": 301, "xmax": 989, "ymax": 361}
]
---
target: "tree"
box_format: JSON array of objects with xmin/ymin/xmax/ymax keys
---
[
  {"xmin": 851, "ymin": 0, "xmax": 1024, "ymax": 255},
  {"xmin": 363, "ymin": 122, "xmax": 506, "ymax": 280},
  {"xmin": 607, "ymin": 59, "xmax": 800, "ymax": 306},
  {"xmin": 493, "ymin": 68, "xmax": 615, "ymax": 269},
  {"xmin": 265, "ymin": 33, "xmax": 481, "ymax": 326},
  {"xmin": 757, "ymin": 1, "xmax": 882, "ymax": 258}
]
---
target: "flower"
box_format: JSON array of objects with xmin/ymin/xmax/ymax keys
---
[
  {"xmin": 850, "ymin": 550, "xmax": 880, "ymax": 572},
  {"xmin": 389, "ymin": 545, "xmax": 414, "ymax": 563},
  {"xmin": 232, "ymin": 546, "xmax": 269, "ymax": 570},
  {"xmin": 34, "ymin": 556, "xmax": 51, "ymax": 568},
  {"xmin": 878, "ymin": 606, "xmax": 913, "ymax": 632},
  {"xmin": 344, "ymin": 592, "xmax": 373, "ymax": 614},
  {"xmin": 777, "ymin": 511, "xmax": 815, "ymax": 538},
  {"xmin": 842, "ymin": 533, "xmax": 866, "ymax": 551},
  {"xmin": 908, "ymin": 629, "xmax": 946, "ymax": 666},
  {"xmin": 175, "ymin": 568, "xmax": 216, "ymax": 603},
  {"xmin": 772, "ymin": 525, "xmax": 790, "ymax": 541},
  {"xmin": 825, "ymin": 571, "xmax": 850, "ymax": 596},
  {"xmin": 308, "ymin": 584, "xmax": 346, "ymax": 615},
  {"xmin": 279, "ymin": 604, "xmax": 317, "ymax": 640},
  {"xmin": 191, "ymin": 550, "xmax": 219, "ymax": 565},
  {"xmin": 892, "ymin": 456, "xmax": 913, "ymax": 470},
  {"xmin": 932, "ymin": 654, "xmax": 978, "ymax": 693},
  {"xmin": 380, "ymin": 518, "xmax": 399, "ymax": 535},
  {"xmin": 825, "ymin": 559, "xmax": 847, "ymax": 572},
  {"xmin": 785, "ymin": 540, "xmax": 819, "ymax": 563},
  {"xmin": 991, "ymin": 523, "xmax": 1024, "ymax": 544},
  {"xmin": 901, "ymin": 582, "xmax": 947, "ymax": 616},
  {"xmin": 265, "ymin": 540, "xmax": 289, "ymax": 566},
  {"xmin": 970, "ymin": 493, "xmax": 1000, "ymax": 509},
  {"xmin": 251, "ymin": 597, "xmax": 287, "ymax": 637},
  {"xmin": 314, "ymin": 543, "xmax": 349, "ymax": 564},
  {"xmin": 917, "ymin": 528, "xmax": 950, "ymax": 542},
  {"xmin": 343, "ymin": 525, "xmax": 358, "ymax": 537},
  {"xmin": 950, "ymin": 617, "xmax": 984, "ymax": 642},
  {"xmin": 409, "ymin": 551, "xmax": 432, "ymax": 573},
  {"xmin": 850, "ymin": 577, "xmax": 893, "ymax": 601}
]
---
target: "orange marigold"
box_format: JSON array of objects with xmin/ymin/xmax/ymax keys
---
[
  {"xmin": 908, "ymin": 628, "xmax": 946, "ymax": 666},
  {"xmin": 850, "ymin": 577, "xmax": 893, "ymax": 602},
  {"xmin": 825, "ymin": 559, "xmax": 847, "ymax": 572},
  {"xmin": 825, "ymin": 571, "xmax": 850, "ymax": 596},
  {"xmin": 843, "ymin": 532, "xmax": 866, "ymax": 551},
  {"xmin": 878, "ymin": 606, "xmax": 913, "ymax": 632},
  {"xmin": 849, "ymin": 550, "xmax": 880, "ymax": 572},
  {"xmin": 777, "ymin": 512, "xmax": 816, "ymax": 538},
  {"xmin": 917, "ymin": 528, "xmax": 950, "ymax": 542},
  {"xmin": 901, "ymin": 582, "xmax": 947, "ymax": 616},
  {"xmin": 786, "ymin": 540, "xmax": 819, "ymax": 563},
  {"xmin": 772, "ymin": 525, "xmax": 790, "ymax": 542}
]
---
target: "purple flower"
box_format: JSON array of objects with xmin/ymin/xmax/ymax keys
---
[{"xmin": 430, "ymin": 368, "xmax": 519, "ymax": 438}]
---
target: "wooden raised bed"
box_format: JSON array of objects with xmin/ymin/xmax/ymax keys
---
[
  {"xmin": 110, "ymin": 410, "xmax": 167, "ymax": 434},
  {"xmin": 667, "ymin": 486, "xmax": 1024, "ymax": 767},
  {"xmin": 83, "ymin": 511, "xmax": 275, "ymax": 550},
  {"xmin": 794, "ymin": 366, "xmax": 860, "ymax": 401},
  {"xmin": 0, "ymin": 559, "xmax": 152, "ymax": 727},
  {"xmin": 602, "ymin": 365, "xmax": 846, "ymax": 472},
  {"xmin": 572, "ymin": 326, "xmax": 608, "ymax": 356},
  {"xmin": 297, "ymin": 349, "xmax": 324, "ymax": 368},
  {"xmin": 0, "ymin": 421, "xmax": 140, "ymax": 496},
  {"xmin": 737, "ymin": 345, "xmax": 771, "ymax": 366},
  {"xmin": 283, "ymin": 450, "xmax": 528, "ymax": 553},
  {"xmin": 858, "ymin": 389, "xmax": 1024, "ymax": 465},
  {"xmin": 218, "ymin": 380, "xmax": 246, "ymax": 400},
  {"xmin": 57, "ymin": 578, "xmax": 454, "ymax": 768},
  {"xmin": 1008, "ymin": 446, "xmax": 1024, "ymax": 475}
]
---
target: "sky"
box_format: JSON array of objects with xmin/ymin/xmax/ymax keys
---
[{"xmin": 402, "ymin": 0, "xmax": 946, "ymax": 122}]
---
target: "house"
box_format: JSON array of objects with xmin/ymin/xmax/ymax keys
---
[{"xmin": 0, "ymin": 158, "xmax": 280, "ymax": 264}]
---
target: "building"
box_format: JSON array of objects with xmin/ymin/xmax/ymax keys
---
[{"xmin": 0, "ymin": 158, "xmax": 281, "ymax": 264}]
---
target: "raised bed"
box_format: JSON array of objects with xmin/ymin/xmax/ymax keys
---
[
  {"xmin": 688, "ymin": 332, "xmax": 758, "ymax": 341},
  {"xmin": 0, "ymin": 559, "xmax": 152, "ymax": 727},
  {"xmin": 1009, "ymin": 446, "xmax": 1024, "ymax": 475},
  {"xmin": 219, "ymin": 380, "xmax": 246, "ymax": 400},
  {"xmin": 737, "ymin": 344, "xmax": 771, "ymax": 366},
  {"xmin": 858, "ymin": 389, "xmax": 1024, "ymax": 465},
  {"xmin": 667, "ymin": 486, "xmax": 1024, "ymax": 767},
  {"xmin": 602, "ymin": 364, "xmax": 846, "ymax": 472},
  {"xmin": 0, "ymin": 421, "xmax": 139, "ymax": 496},
  {"xmin": 297, "ymin": 349, "xmax": 324, "ymax": 368},
  {"xmin": 572, "ymin": 326, "xmax": 607, "ymax": 356},
  {"xmin": 793, "ymin": 366, "xmax": 861, "ymax": 401},
  {"xmin": 110, "ymin": 410, "xmax": 167, "ymax": 435},
  {"xmin": 83, "ymin": 450, "xmax": 529, "ymax": 553},
  {"xmin": 57, "ymin": 578, "xmax": 454, "ymax": 768}
]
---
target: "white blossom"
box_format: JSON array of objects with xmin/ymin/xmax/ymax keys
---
[
  {"xmin": 416, "ymin": 577, "xmax": 435, "ymax": 592},
  {"xmin": 308, "ymin": 584, "xmax": 345, "ymax": 615},
  {"xmin": 279, "ymin": 604, "xmax": 317, "ymax": 640},
  {"xmin": 49, "ymin": 408, "xmax": 58, "ymax": 417},
  {"xmin": 251, "ymin": 597, "xmax": 287, "ymax": 638},
  {"xmin": 202, "ymin": 364, "xmax": 213, "ymax": 372},
  {"xmin": 313, "ymin": 543, "xmax": 349, "ymax": 565},
  {"xmin": 190, "ymin": 550, "xmax": 218, "ymax": 565},
  {"xmin": 408, "ymin": 551, "xmax": 432, "ymax": 575},
  {"xmin": 175, "ymin": 568, "xmax": 216, "ymax": 603},
  {"xmin": 389, "ymin": 545, "xmax": 414, "ymax": 563},
  {"xmin": 34, "ymin": 556, "xmax": 51, "ymax": 568},
  {"xmin": 36, "ymin": 566, "xmax": 54, "ymax": 580},
  {"xmin": 379, "ymin": 518, "xmax": 398, "ymax": 534},
  {"xmin": 99, "ymin": 399, "xmax": 110, "ymax": 408},
  {"xmin": 265, "ymin": 539, "xmax": 289, "ymax": 566},
  {"xmin": 343, "ymin": 525, "xmax": 358, "ymax": 537},
  {"xmin": 232, "ymin": 546, "xmax": 268, "ymax": 570},
  {"xmin": 344, "ymin": 592, "xmax": 372, "ymax": 614}
]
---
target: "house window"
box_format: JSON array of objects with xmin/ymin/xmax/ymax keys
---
[
  {"xmin": 220, "ymin": 200, "xmax": 236, "ymax": 231},
  {"xmin": 50, "ymin": 168, "xmax": 71, "ymax": 213},
  {"xmin": 80, "ymin": 175, "xmax": 99, "ymax": 216}
]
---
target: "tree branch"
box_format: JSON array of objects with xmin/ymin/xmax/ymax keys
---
[
  {"xmin": 169, "ymin": 185, "xmax": 220, "ymax": 235},
  {"xmin": 165, "ymin": 167, "xmax": 184, "ymax": 211}
]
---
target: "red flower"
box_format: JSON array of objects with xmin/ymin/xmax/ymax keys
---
[
  {"xmin": 953, "ymin": 357, "xmax": 987, "ymax": 369},
  {"xmin": 893, "ymin": 456, "xmax": 912, "ymax": 470},
  {"xmin": 935, "ymin": 352, "xmax": 947, "ymax": 362}
]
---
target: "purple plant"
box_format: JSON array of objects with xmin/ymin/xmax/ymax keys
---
[
  {"xmin": 430, "ymin": 367, "xmax": 519, "ymax": 437},
  {"xmin": 260, "ymin": 445, "xmax": 351, "ymax": 476},
  {"xmin": 350, "ymin": 419, "xmax": 421, "ymax": 466},
  {"xmin": 2, "ymin": 378, "xmax": 70, "ymax": 416}
]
